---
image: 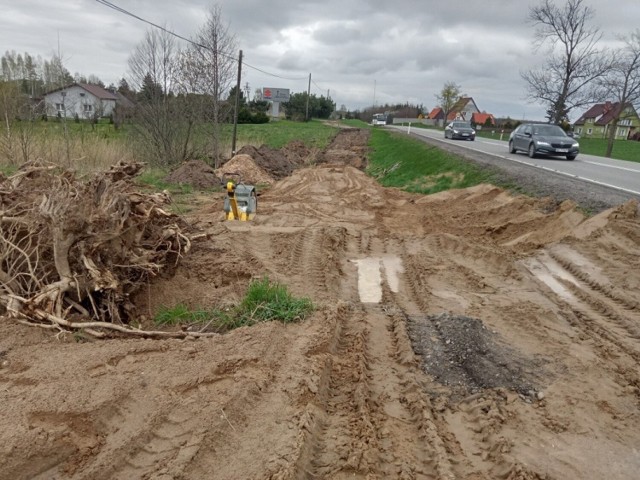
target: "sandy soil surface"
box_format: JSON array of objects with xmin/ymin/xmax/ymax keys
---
[{"xmin": 2, "ymin": 128, "xmax": 640, "ymax": 479}]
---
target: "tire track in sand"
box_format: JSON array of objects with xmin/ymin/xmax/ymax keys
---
[{"xmin": 280, "ymin": 224, "xmax": 461, "ymax": 479}]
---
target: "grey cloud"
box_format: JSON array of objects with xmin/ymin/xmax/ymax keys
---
[{"xmin": 1, "ymin": 0, "xmax": 638, "ymax": 119}]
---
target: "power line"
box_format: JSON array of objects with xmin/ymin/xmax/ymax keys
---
[
  {"xmin": 94, "ymin": 0, "xmax": 214, "ymax": 54},
  {"xmin": 94, "ymin": 0, "xmax": 309, "ymax": 81}
]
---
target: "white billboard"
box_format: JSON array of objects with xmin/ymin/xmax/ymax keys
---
[{"xmin": 262, "ymin": 88, "xmax": 290, "ymax": 102}]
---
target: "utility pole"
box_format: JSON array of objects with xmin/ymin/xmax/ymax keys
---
[
  {"xmin": 305, "ymin": 73, "xmax": 311, "ymax": 122},
  {"xmin": 373, "ymin": 79, "xmax": 376, "ymax": 107},
  {"xmin": 231, "ymin": 49, "xmax": 243, "ymax": 156}
]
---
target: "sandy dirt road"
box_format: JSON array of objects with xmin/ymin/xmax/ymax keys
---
[{"xmin": 1, "ymin": 128, "xmax": 640, "ymax": 479}]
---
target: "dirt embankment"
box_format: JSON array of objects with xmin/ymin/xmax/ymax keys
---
[{"xmin": 1, "ymin": 127, "xmax": 640, "ymax": 479}]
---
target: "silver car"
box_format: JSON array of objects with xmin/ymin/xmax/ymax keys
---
[
  {"xmin": 444, "ymin": 121, "xmax": 475, "ymax": 141},
  {"xmin": 509, "ymin": 124, "xmax": 579, "ymax": 160}
]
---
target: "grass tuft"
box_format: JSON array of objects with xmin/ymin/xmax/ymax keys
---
[
  {"xmin": 154, "ymin": 304, "xmax": 215, "ymax": 326},
  {"xmin": 153, "ymin": 277, "xmax": 313, "ymax": 332},
  {"xmin": 236, "ymin": 276, "xmax": 314, "ymax": 325}
]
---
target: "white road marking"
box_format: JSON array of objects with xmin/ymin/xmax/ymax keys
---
[
  {"xmin": 495, "ymin": 155, "xmax": 640, "ymax": 196},
  {"xmin": 478, "ymin": 139, "xmax": 506, "ymax": 146},
  {"xmin": 581, "ymin": 160, "xmax": 640, "ymax": 173},
  {"xmin": 404, "ymin": 129, "xmax": 640, "ymax": 197}
]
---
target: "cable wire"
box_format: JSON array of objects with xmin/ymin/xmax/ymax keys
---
[{"xmin": 94, "ymin": 0, "xmax": 309, "ymax": 81}]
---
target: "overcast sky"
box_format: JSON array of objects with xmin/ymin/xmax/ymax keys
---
[{"xmin": 2, "ymin": 0, "xmax": 639, "ymax": 120}]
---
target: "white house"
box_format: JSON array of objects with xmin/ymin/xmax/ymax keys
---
[{"xmin": 44, "ymin": 83, "xmax": 118, "ymax": 119}]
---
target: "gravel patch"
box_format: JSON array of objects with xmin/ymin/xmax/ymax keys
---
[{"xmin": 407, "ymin": 313, "xmax": 545, "ymax": 399}]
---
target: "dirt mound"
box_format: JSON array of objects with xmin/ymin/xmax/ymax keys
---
[
  {"xmin": 317, "ymin": 128, "xmax": 369, "ymax": 168},
  {"xmin": 233, "ymin": 141, "xmax": 317, "ymax": 181},
  {"xmin": 215, "ymin": 153, "xmax": 274, "ymax": 185},
  {"xmin": 235, "ymin": 145, "xmax": 296, "ymax": 179},
  {"xmin": 165, "ymin": 160, "xmax": 219, "ymax": 189},
  {"xmin": 282, "ymin": 139, "xmax": 317, "ymax": 165}
]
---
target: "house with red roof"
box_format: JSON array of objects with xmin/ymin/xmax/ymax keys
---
[
  {"xmin": 427, "ymin": 107, "xmax": 444, "ymax": 120},
  {"xmin": 471, "ymin": 112, "xmax": 496, "ymax": 127},
  {"xmin": 429, "ymin": 97, "xmax": 497, "ymax": 127},
  {"xmin": 44, "ymin": 83, "xmax": 118, "ymax": 119},
  {"xmin": 429, "ymin": 97, "xmax": 488, "ymax": 122},
  {"xmin": 573, "ymin": 102, "xmax": 639, "ymax": 139}
]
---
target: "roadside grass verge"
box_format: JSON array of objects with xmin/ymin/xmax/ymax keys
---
[
  {"xmin": 153, "ymin": 277, "xmax": 314, "ymax": 333},
  {"xmin": 367, "ymin": 128, "xmax": 496, "ymax": 194},
  {"xmin": 574, "ymin": 137, "xmax": 640, "ymax": 163}
]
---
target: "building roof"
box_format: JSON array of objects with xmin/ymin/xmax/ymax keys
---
[
  {"xmin": 427, "ymin": 107, "xmax": 443, "ymax": 119},
  {"xmin": 112, "ymin": 90, "xmax": 135, "ymax": 108},
  {"xmin": 471, "ymin": 112, "xmax": 495, "ymax": 125},
  {"xmin": 574, "ymin": 101, "xmax": 636, "ymax": 126},
  {"xmin": 446, "ymin": 111, "xmax": 459, "ymax": 121},
  {"xmin": 446, "ymin": 97, "xmax": 479, "ymax": 121},
  {"xmin": 451, "ymin": 97, "xmax": 471, "ymax": 112},
  {"xmin": 45, "ymin": 83, "xmax": 118, "ymax": 101},
  {"xmin": 432, "ymin": 97, "xmax": 482, "ymax": 122}
]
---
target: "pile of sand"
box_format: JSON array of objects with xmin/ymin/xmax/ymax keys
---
[
  {"xmin": 215, "ymin": 154, "xmax": 274, "ymax": 185},
  {"xmin": 166, "ymin": 160, "xmax": 220, "ymax": 189}
]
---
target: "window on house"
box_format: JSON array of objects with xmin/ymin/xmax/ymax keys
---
[
  {"xmin": 617, "ymin": 128, "xmax": 627, "ymax": 138},
  {"xmin": 587, "ymin": 128, "xmax": 593, "ymax": 135},
  {"xmin": 83, "ymin": 104, "xmax": 93, "ymax": 113},
  {"xmin": 56, "ymin": 103, "xmax": 64, "ymax": 112}
]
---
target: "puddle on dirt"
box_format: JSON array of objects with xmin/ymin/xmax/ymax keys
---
[
  {"xmin": 521, "ymin": 252, "xmax": 578, "ymax": 304},
  {"xmin": 550, "ymin": 244, "xmax": 609, "ymax": 285},
  {"xmin": 352, "ymin": 256, "xmax": 404, "ymax": 303}
]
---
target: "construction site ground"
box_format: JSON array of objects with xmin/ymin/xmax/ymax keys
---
[{"xmin": 1, "ymin": 127, "xmax": 640, "ymax": 479}]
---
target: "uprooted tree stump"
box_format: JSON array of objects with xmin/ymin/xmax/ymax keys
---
[{"xmin": 0, "ymin": 160, "xmax": 215, "ymax": 338}]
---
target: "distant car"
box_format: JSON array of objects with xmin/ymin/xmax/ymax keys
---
[
  {"xmin": 509, "ymin": 123, "xmax": 579, "ymax": 160},
  {"xmin": 444, "ymin": 121, "xmax": 475, "ymax": 140}
]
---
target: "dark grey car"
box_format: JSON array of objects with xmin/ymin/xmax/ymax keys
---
[
  {"xmin": 509, "ymin": 124, "xmax": 579, "ymax": 160},
  {"xmin": 445, "ymin": 121, "xmax": 475, "ymax": 141}
]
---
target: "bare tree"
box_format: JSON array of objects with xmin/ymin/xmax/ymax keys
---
[
  {"xmin": 596, "ymin": 30, "xmax": 640, "ymax": 156},
  {"xmin": 435, "ymin": 81, "xmax": 461, "ymax": 128},
  {"xmin": 128, "ymin": 28, "xmax": 196, "ymax": 166},
  {"xmin": 129, "ymin": 28, "xmax": 178, "ymax": 97},
  {"xmin": 180, "ymin": 5, "xmax": 237, "ymax": 167},
  {"xmin": 522, "ymin": 0, "xmax": 612, "ymax": 124},
  {"xmin": 0, "ymin": 81, "xmax": 20, "ymax": 164}
]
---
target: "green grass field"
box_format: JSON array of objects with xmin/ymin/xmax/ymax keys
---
[{"xmin": 367, "ymin": 126, "xmax": 496, "ymax": 194}]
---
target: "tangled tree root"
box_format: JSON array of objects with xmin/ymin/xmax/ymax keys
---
[{"xmin": 0, "ymin": 161, "xmax": 215, "ymax": 338}]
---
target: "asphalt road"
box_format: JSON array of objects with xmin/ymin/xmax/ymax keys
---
[{"xmin": 389, "ymin": 125, "xmax": 640, "ymax": 197}]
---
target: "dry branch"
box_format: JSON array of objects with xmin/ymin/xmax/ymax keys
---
[{"xmin": 0, "ymin": 160, "xmax": 204, "ymax": 338}]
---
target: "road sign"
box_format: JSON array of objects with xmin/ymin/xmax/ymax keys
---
[{"xmin": 263, "ymin": 88, "xmax": 290, "ymax": 102}]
